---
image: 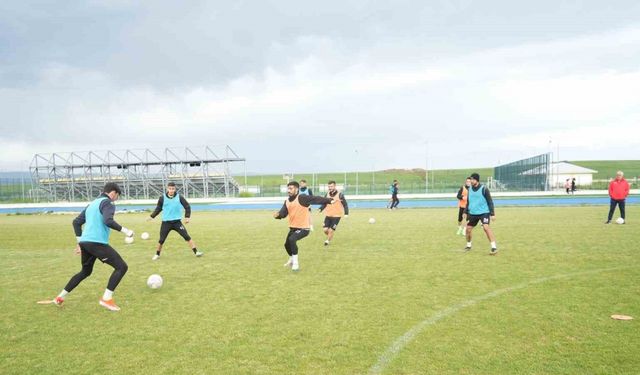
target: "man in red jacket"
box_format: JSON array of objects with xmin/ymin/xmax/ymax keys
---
[{"xmin": 606, "ymin": 170, "xmax": 631, "ymax": 224}]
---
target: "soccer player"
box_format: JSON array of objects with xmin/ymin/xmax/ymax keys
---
[
  {"xmin": 43, "ymin": 182, "xmax": 134, "ymax": 311},
  {"xmin": 464, "ymin": 173, "xmax": 498, "ymax": 255},
  {"xmin": 273, "ymin": 181, "xmax": 334, "ymax": 271},
  {"xmin": 319, "ymin": 180, "xmax": 349, "ymax": 246},
  {"xmin": 388, "ymin": 180, "xmax": 400, "ymax": 209},
  {"xmin": 148, "ymin": 182, "xmax": 202, "ymax": 260},
  {"xmin": 299, "ymin": 179, "xmax": 314, "ymax": 231},
  {"xmin": 456, "ymin": 177, "xmax": 471, "ymax": 235},
  {"xmin": 606, "ymin": 170, "xmax": 630, "ymax": 224}
]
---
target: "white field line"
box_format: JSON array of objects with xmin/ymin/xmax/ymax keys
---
[{"xmin": 369, "ymin": 266, "xmax": 634, "ymax": 375}]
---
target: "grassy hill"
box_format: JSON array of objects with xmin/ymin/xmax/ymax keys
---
[
  {"xmin": 236, "ymin": 160, "xmax": 640, "ymax": 195},
  {"xmin": 570, "ymin": 160, "xmax": 640, "ymax": 180}
]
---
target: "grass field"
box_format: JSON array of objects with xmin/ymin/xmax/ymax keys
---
[{"xmin": 1, "ymin": 206, "xmax": 639, "ymax": 374}]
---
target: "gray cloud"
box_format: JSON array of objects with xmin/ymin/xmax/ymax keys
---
[{"xmin": 1, "ymin": 1, "xmax": 640, "ymax": 172}]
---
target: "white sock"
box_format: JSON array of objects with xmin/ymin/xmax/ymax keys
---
[
  {"xmin": 467, "ymin": 242, "xmax": 472, "ymax": 247},
  {"xmin": 491, "ymin": 241, "xmax": 497, "ymax": 249},
  {"xmin": 292, "ymin": 254, "xmax": 299, "ymax": 265},
  {"xmin": 102, "ymin": 289, "xmax": 114, "ymax": 301},
  {"xmin": 57, "ymin": 290, "xmax": 69, "ymax": 299}
]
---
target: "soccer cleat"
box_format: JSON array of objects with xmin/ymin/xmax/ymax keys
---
[
  {"xmin": 605, "ymin": 220, "xmax": 611, "ymax": 224},
  {"xmin": 464, "ymin": 246, "xmax": 472, "ymax": 251},
  {"xmin": 291, "ymin": 263, "xmax": 300, "ymax": 271},
  {"xmin": 195, "ymin": 251, "xmax": 203, "ymax": 257},
  {"xmin": 324, "ymin": 240, "xmax": 329, "ymax": 246},
  {"xmin": 284, "ymin": 259, "xmax": 293, "ymax": 268},
  {"xmin": 53, "ymin": 297, "xmax": 64, "ymax": 306},
  {"xmin": 152, "ymin": 254, "xmax": 160, "ymax": 261},
  {"xmin": 99, "ymin": 298, "xmax": 121, "ymax": 311},
  {"xmin": 490, "ymin": 248, "xmax": 499, "ymax": 255}
]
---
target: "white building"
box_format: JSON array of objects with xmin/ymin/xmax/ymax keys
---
[{"xmin": 549, "ymin": 162, "xmax": 598, "ymax": 188}]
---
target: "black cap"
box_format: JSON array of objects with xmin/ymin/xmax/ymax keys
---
[{"xmin": 470, "ymin": 173, "xmax": 480, "ymax": 181}]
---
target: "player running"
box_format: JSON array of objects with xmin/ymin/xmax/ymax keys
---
[
  {"xmin": 456, "ymin": 177, "xmax": 471, "ymax": 235},
  {"xmin": 388, "ymin": 180, "xmax": 400, "ymax": 209},
  {"xmin": 41, "ymin": 182, "xmax": 134, "ymax": 311},
  {"xmin": 273, "ymin": 181, "xmax": 334, "ymax": 271},
  {"xmin": 148, "ymin": 182, "xmax": 202, "ymax": 260},
  {"xmin": 319, "ymin": 180, "xmax": 349, "ymax": 246},
  {"xmin": 464, "ymin": 173, "xmax": 498, "ymax": 255}
]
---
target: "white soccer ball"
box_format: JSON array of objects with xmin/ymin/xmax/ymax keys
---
[
  {"xmin": 141, "ymin": 232, "xmax": 150, "ymax": 240},
  {"xmin": 124, "ymin": 236, "xmax": 134, "ymax": 244},
  {"xmin": 147, "ymin": 274, "xmax": 163, "ymax": 289},
  {"xmin": 616, "ymin": 217, "xmax": 625, "ymax": 225},
  {"xmin": 368, "ymin": 217, "xmax": 376, "ymax": 224}
]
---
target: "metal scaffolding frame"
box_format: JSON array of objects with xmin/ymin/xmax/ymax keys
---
[{"xmin": 30, "ymin": 146, "xmax": 245, "ymax": 202}]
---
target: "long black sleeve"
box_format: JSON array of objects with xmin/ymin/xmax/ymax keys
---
[
  {"xmin": 298, "ymin": 194, "xmax": 332, "ymax": 207},
  {"xmin": 100, "ymin": 199, "xmax": 122, "ymax": 231},
  {"xmin": 180, "ymin": 195, "xmax": 191, "ymax": 218},
  {"xmin": 72, "ymin": 207, "xmax": 88, "ymax": 237},
  {"xmin": 275, "ymin": 201, "xmax": 289, "ymax": 219},
  {"xmin": 456, "ymin": 187, "xmax": 464, "ymax": 200},
  {"xmin": 483, "ymin": 187, "xmax": 495, "ymax": 216},
  {"xmin": 150, "ymin": 196, "xmax": 164, "ymax": 218},
  {"xmin": 340, "ymin": 193, "xmax": 349, "ymax": 215}
]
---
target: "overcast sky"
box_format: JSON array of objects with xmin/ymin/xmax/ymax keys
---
[{"xmin": 1, "ymin": 1, "xmax": 639, "ymax": 174}]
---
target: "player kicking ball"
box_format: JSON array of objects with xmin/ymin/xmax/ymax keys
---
[
  {"xmin": 148, "ymin": 182, "xmax": 202, "ymax": 260},
  {"xmin": 273, "ymin": 181, "xmax": 334, "ymax": 271},
  {"xmin": 39, "ymin": 182, "xmax": 134, "ymax": 311},
  {"xmin": 319, "ymin": 180, "xmax": 349, "ymax": 246}
]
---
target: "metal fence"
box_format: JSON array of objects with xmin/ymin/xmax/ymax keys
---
[
  {"xmin": 494, "ymin": 153, "xmax": 551, "ymax": 191},
  {"xmin": 0, "ymin": 178, "xmax": 31, "ymax": 202}
]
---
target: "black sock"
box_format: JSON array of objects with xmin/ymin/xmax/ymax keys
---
[
  {"xmin": 156, "ymin": 251, "xmax": 161, "ymax": 256},
  {"xmin": 192, "ymin": 248, "xmax": 198, "ymax": 254}
]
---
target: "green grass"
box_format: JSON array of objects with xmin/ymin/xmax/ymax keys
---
[{"xmin": 1, "ymin": 206, "xmax": 639, "ymax": 374}]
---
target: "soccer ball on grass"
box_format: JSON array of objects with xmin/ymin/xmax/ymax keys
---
[{"xmin": 147, "ymin": 274, "xmax": 163, "ymax": 289}]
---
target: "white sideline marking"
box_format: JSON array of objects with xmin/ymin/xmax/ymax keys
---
[{"xmin": 369, "ymin": 266, "xmax": 632, "ymax": 374}]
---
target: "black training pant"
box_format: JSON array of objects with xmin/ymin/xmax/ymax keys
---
[
  {"xmin": 159, "ymin": 220, "xmax": 192, "ymax": 244},
  {"xmin": 391, "ymin": 194, "xmax": 400, "ymax": 208},
  {"xmin": 65, "ymin": 242, "xmax": 128, "ymax": 292},
  {"xmin": 284, "ymin": 228, "xmax": 310, "ymax": 256},
  {"xmin": 608, "ymin": 199, "xmax": 626, "ymax": 221}
]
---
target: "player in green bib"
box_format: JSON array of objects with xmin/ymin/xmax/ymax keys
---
[{"xmin": 148, "ymin": 182, "xmax": 202, "ymax": 260}]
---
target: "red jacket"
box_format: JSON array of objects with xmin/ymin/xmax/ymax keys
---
[{"xmin": 609, "ymin": 178, "xmax": 630, "ymax": 200}]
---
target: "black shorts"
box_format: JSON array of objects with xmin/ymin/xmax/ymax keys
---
[
  {"xmin": 458, "ymin": 207, "xmax": 467, "ymax": 222},
  {"xmin": 159, "ymin": 220, "xmax": 191, "ymax": 244},
  {"xmin": 467, "ymin": 213, "xmax": 491, "ymax": 227},
  {"xmin": 78, "ymin": 242, "xmax": 126, "ymax": 269},
  {"xmin": 323, "ymin": 216, "xmax": 341, "ymax": 231}
]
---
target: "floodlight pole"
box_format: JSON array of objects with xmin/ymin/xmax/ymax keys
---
[
  {"xmin": 425, "ymin": 141, "xmax": 429, "ymax": 194},
  {"xmin": 355, "ymin": 149, "xmax": 359, "ymax": 196}
]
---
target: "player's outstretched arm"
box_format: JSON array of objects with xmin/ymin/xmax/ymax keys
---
[
  {"xmin": 99, "ymin": 199, "xmax": 133, "ymax": 237},
  {"xmin": 149, "ymin": 196, "xmax": 164, "ymax": 219},
  {"xmin": 274, "ymin": 202, "xmax": 288, "ymax": 219},
  {"xmin": 300, "ymin": 195, "xmax": 333, "ymax": 207},
  {"xmin": 72, "ymin": 207, "xmax": 87, "ymax": 239}
]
